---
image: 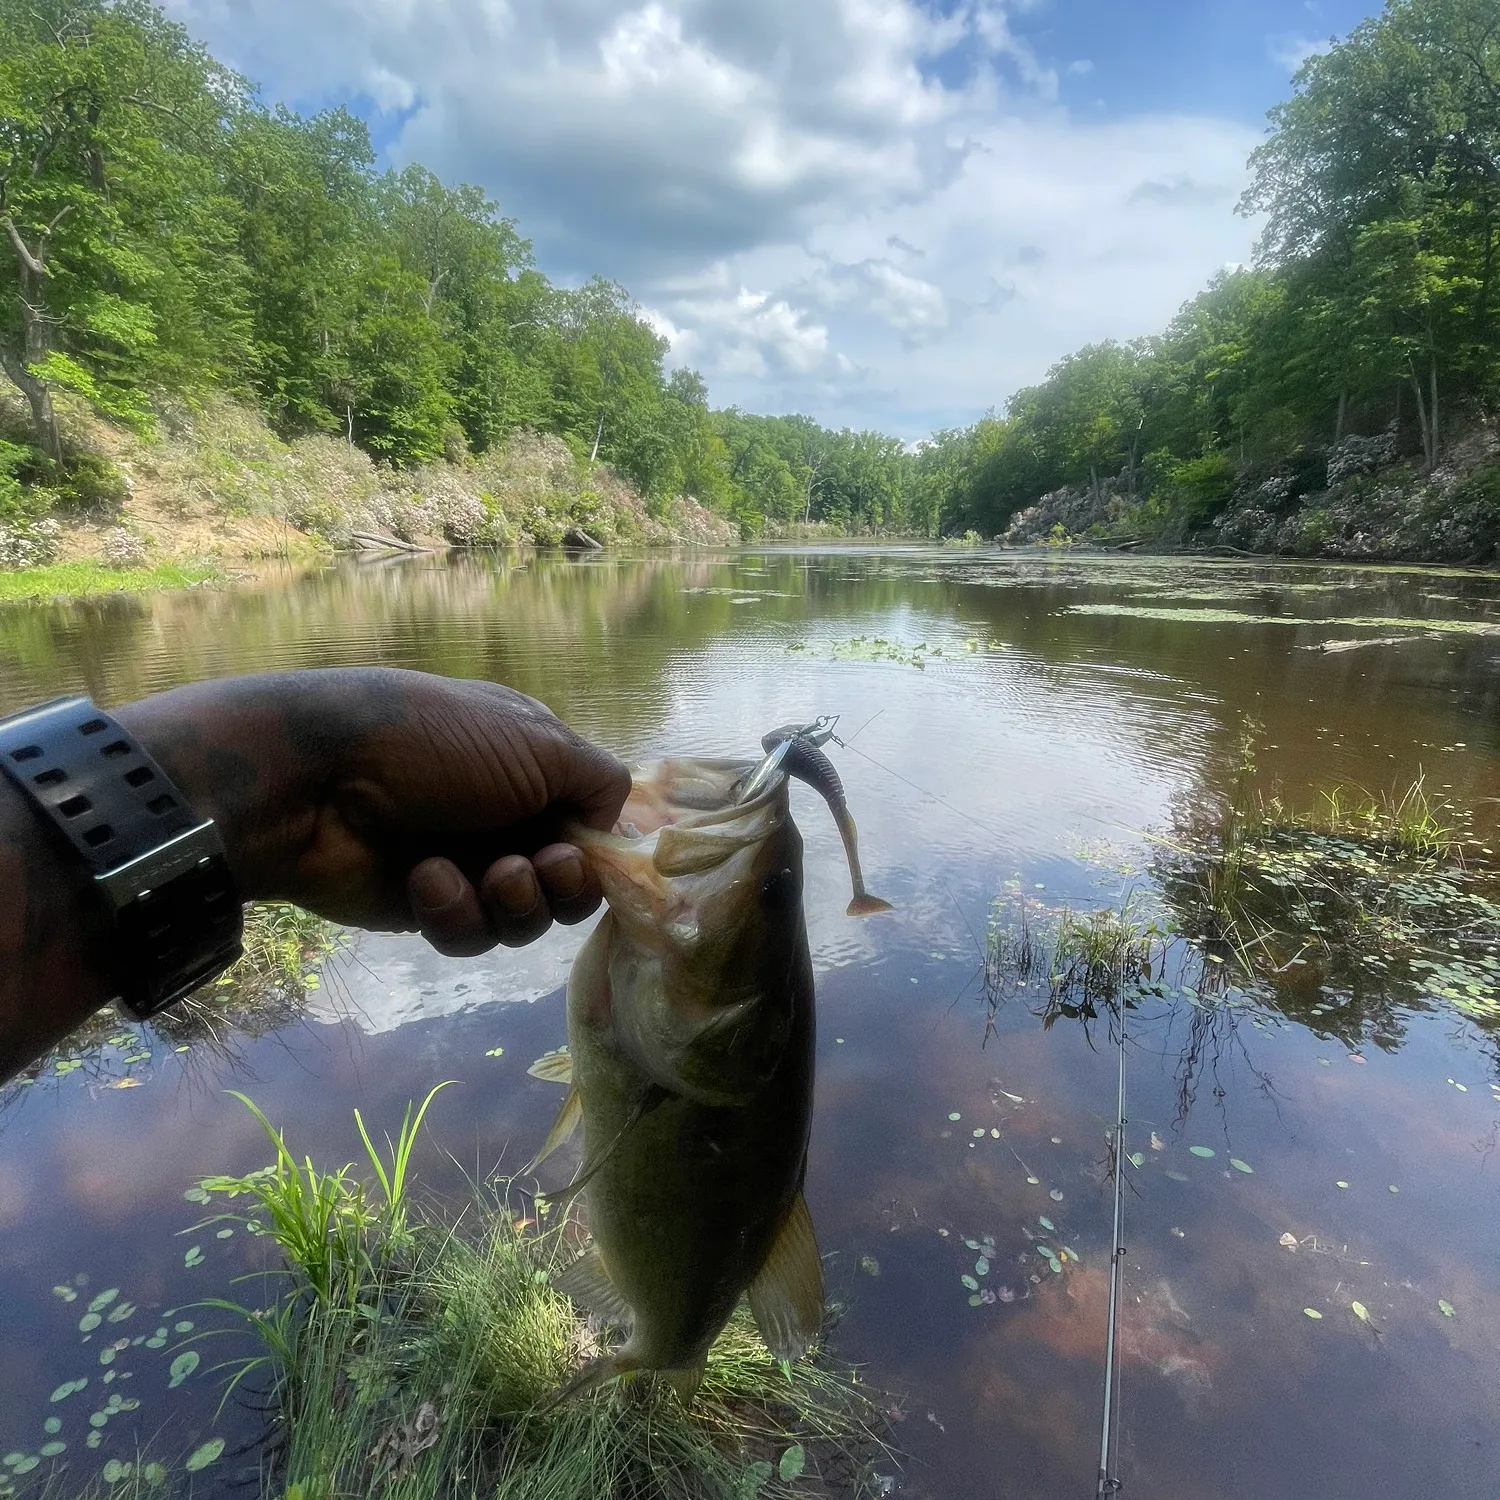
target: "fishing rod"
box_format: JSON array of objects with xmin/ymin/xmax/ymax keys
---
[{"xmin": 1096, "ymin": 999, "xmax": 1128, "ymax": 1497}]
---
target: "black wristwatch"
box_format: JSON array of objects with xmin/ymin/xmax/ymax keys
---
[{"xmin": 0, "ymin": 696, "xmax": 243, "ymax": 1019}]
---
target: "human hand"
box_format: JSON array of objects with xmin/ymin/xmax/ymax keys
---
[{"xmin": 119, "ymin": 668, "xmax": 631, "ymax": 954}]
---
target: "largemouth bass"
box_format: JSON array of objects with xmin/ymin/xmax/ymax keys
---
[{"xmin": 530, "ymin": 748, "xmax": 886, "ymax": 1399}]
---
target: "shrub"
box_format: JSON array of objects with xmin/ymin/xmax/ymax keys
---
[
  {"xmin": 1166, "ymin": 451, "xmax": 1236, "ymax": 528},
  {"xmin": 101, "ymin": 527, "xmax": 149, "ymax": 569}
]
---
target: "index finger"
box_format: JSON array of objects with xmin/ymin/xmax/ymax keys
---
[{"xmin": 543, "ymin": 723, "xmax": 632, "ymax": 833}]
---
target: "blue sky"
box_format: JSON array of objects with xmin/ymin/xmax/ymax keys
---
[{"xmin": 162, "ymin": 0, "xmax": 1388, "ymax": 438}]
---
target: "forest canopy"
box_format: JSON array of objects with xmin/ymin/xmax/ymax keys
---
[{"xmin": 0, "ymin": 0, "xmax": 1496, "ymax": 545}]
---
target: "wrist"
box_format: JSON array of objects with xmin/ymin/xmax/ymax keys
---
[{"xmin": 115, "ymin": 674, "xmax": 339, "ymax": 902}]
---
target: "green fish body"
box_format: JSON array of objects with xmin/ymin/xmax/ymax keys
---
[{"xmin": 535, "ymin": 757, "xmax": 824, "ymax": 1397}]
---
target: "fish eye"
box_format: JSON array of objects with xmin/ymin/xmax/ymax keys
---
[{"xmin": 759, "ymin": 867, "xmax": 800, "ymax": 911}]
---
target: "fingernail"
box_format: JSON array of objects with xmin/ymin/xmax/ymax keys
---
[
  {"xmin": 411, "ymin": 860, "xmax": 464, "ymax": 912},
  {"xmin": 540, "ymin": 850, "xmax": 586, "ymax": 899},
  {"xmin": 494, "ymin": 864, "xmax": 539, "ymax": 914}
]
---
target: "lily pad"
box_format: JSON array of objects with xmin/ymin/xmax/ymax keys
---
[
  {"xmin": 1127, "ymin": 1152, "xmax": 1145, "ymax": 1169},
  {"xmin": 168, "ymin": 1350, "xmax": 200, "ymax": 1389},
  {"xmin": 1303, "ymin": 1308, "xmax": 1323, "ymax": 1320},
  {"xmin": 185, "ymin": 1438, "xmax": 224, "ymax": 1473},
  {"xmin": 183, "ymin": 1245, "xmax": 204, "ymax": 1267},
  {"xmin": 39, "ymin": 1442, "xmax": 65, "ymax": 1458},
  {"xmin": 975, "ymin": 1257, "xmax": 990, "ymax": 1276},
  {"xmin": 961, "ymin": 1274, "xmax": 979, "ymax": 1291},
  {"xmin": 947, "ymin": 1113, "xmax": 961, "ymax": 1122},
  {"xmin": 49, "ymin": 1379, "xmax": 86, "ymax": 1403},
  {"xmin": 78, "ymin": 1312, "xmax": 101, "ymax": 1334},
  {"xmin": 1049, "ymin": 1189, "xmax": 1064, "ymax": 1202},
  {"xmin": 1438, "ymin": 1299, "xmax": 1456, "ymax": 1317},
  {"xmin": 1189, "ymin": 1146, "xmax": 1216, "ymax": 1159},
  {"xmin": 1351, "ymin": 1301, "xmax": 1370, "ymax": 1323},
  {"xmin": 1038, "ymin": 1216, "xmax": 1054, "ymax": 1231},
  {"xmin": 87, "ymin": 1289, "xmax": 119, "ymax": 1314},
  {"xmin": 1229, "ymin": 1159, "xmax": 1254, "ymax": 1174}
]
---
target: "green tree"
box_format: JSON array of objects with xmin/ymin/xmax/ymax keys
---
[{"xmin": 0, "ymin": 0, "xmax": 249, "ymax": 458}]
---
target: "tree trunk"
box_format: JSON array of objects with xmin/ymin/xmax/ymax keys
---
[
  {"xmin": 1429, "ymin": 350, "xmax": 1439, "ymax": 466},
  {"xmin": 0, "ymin": 340, "xmax": 61, "ymax": 462},
  {"xmin": 2, "ymin": 209, "xmax": 71, "ymax": 461},
  {"xmin": 589, "ymin": 411, "xmax": 604, "ymax": 464},
  {"xmin": 1409, "ymin": 367, "xmax": 1433, "ymax": 471},
  {"xmin": 1335, "ymin": 389, "xmax": 1348, "ymax": 441}
]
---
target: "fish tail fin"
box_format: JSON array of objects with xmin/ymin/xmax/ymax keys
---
[
  {"xmin": 660, "ymin": 1360, "xmax": 708, "ymax": 1407},
  {"xmin": 538, "ymin": 1351, "xmax": 644, "ymax": 1411},
  {"xmin": 847, "ymin": 893, "xmax": 894, "ymax": 917}
]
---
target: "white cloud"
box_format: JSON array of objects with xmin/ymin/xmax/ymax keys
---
[
  {"xmin": 1268, "ymin": 32, "xmax": 1330, "ymax": 75},
  {"xmin": 648, "ymin": 111, "xmax": 1259, "ymax": 434},
  {"xmin": 162, "ymin": 0, "xmax": 1262, "ymax": 435}
]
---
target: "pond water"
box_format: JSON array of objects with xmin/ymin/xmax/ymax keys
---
[{"xmin": 1, "ymin": 547, "xmax": 1499, "ymax": 1499}]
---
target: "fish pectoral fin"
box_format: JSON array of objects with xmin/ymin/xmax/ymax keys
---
[
  {"xmin": 746, "ymin": 1192, "xmax": 824, "ymax": 1362},
  {"xmin": 527, "ymin": 1048, "xmax": 574, "ymax": 1084},
  {"xmin": 537, "ymin": 1084, "xmax": 666, "ymax": 1210},
  {"xmin": 660, "ymin": 1360, "xmax": 707, "ymax": 1407},
  {"xmin": 523, "ymin": 1085, "xmax": 582, "ymax": 1175},
  {"xmin": 554, "ymin": 1246, "xmax": 633, "ymax": 1326}
]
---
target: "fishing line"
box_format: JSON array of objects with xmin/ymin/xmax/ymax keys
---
[{"xmin": 1097, "ymin": 999, "xmax": 1128, "ymax": 1498}]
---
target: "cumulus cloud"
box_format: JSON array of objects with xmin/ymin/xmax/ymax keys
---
[{"xmin": 163, "ymin": 0, "xmax": 1263, "ymax": 435}]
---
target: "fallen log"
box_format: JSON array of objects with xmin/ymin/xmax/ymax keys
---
[{"xmin": 350, "ymin": 530, "xmax": 433, "ymax": 554}]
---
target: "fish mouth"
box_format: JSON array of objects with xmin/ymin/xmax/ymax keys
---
[{"xmin": 565, "ymin": 757, "xmax": 787, "ymax": 888}]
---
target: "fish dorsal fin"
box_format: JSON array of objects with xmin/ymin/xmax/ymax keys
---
[
  {"xmin": 554, "ymin": 1247, "xmax": 633, "ymax": 1326},
  {"xmin": 523, "ymin": 1086, "xmax": 582, "ymax": 1175},
  {"xmin": 527, "ymin": 1048, "xmax": 574, "ymax": 1084},
  {"xmin": 746, "ymin": 1193, "xmax": 824, "ymax": 1361}
]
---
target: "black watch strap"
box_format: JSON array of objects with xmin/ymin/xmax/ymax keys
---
[{"xmin": 0, "ymin": 696, "xmax": 243, "ymax": 1019}]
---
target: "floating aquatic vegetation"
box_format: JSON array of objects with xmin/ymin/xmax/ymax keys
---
[
  {"xmin": 827, "ymin": 635, "xmax": 947, "ymax": 668},
  {"xmin": 1064, "ymin": 603, "xmax": 1500, "ymax": 637},
  {"xmin": 1149, "ymin": 731, "xmax": 1500, "ymax": 1043}
]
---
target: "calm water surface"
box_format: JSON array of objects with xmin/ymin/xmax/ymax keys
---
[{"xmin": 2, "ymin": 548, "xmax": 1499, "ymax": 1499}]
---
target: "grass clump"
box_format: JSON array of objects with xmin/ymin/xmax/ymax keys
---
[
  {"xmin": 0, "ymin": 560, "xmax": 218, "ymax": 603},
  {"xmin": 986, "ymin": 889, "xmax": 1166, "ymax": 1035},
  {"xmin": 192, "ymin": 1092, "xmax": 891, "ymax": 1500}
]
